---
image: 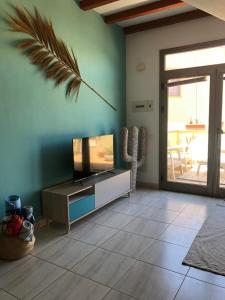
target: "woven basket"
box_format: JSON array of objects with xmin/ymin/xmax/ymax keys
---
[{"xmin": 0, "ymin": 234, "xmax": 35, "ymax": 260}]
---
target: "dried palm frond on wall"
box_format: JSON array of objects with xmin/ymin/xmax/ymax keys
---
[{"xmin": 6, "ymin": 5, "xmax": 117, "ymax": 111}]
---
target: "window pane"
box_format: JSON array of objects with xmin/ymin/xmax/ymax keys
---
[
  {"xmin": 165, "ymin": 45, "xmax": 225, "ymax": 70},
  {"xmin": 219, "ymin": 76, "xmax": 225, "ymax": 187},
  {"xmin": 167, "ymin": 76, "xmax": 210, "ymax": 185}
]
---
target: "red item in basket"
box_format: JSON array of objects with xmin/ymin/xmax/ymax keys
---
[{"xmin": 5, "ymin": 215, "xmax": 24, "ymax": 236}]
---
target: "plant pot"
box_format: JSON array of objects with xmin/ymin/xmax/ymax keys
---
[
  {"xmin": 0, "ymin": 234, "xmax": 35, "ymax": 260},
  {"xmin": 185, "ymin": 124, "xmax": 206, "ymax": 130}
]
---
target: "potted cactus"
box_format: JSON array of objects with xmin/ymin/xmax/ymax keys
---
[{"xmin": 121, "ymin": 126, "xmax": 147, "ymax": 190}]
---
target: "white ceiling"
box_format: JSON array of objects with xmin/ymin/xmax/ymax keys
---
[
  {"xmin": 80, "ymin": 0, "xmax": 197, "ymax": 27},
  {"xmin": 94, "ymin": 0, "xmax": 153, "ymax": 14},
  {"xmin": 184, "ymin": 0, "xmax": 225, "ymax": 22}
]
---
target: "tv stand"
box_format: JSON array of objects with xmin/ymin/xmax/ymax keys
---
[
  {"xmin": 106, "ymin": 169, "xmax": 116, "ymax": 174},
  {"xmin": 76, "ymin": 181, "xmax": 84, "ymax": 186},
  {"xmin": 42, "ymin": 169, "xmax": 131, "ymax": 233},
  {"xmin": 73, "ymin": 169, "xmax": 116, "ymax": 185}
]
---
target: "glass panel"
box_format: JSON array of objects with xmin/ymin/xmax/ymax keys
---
[
  {"xmin": 219, "ymin": 77, "xmax": 225, "ymax": 187},
  {"xmin": 165, "ymin": 45, "xmax": 225, "ymax": 70},
  {"xmin": 167, "ymin": 76, "xmax": 210, "ymax": 185}
]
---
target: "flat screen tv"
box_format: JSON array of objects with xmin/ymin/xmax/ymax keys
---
[{"xmin": 73, "ymin": 134, "xmax": 114, "ymax": 182}]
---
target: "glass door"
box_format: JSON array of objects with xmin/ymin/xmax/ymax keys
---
[
  {"xmin": 160, "ymin": 67, "xmax": 225, "ymax": 196},
  {"xmin": 160, "ymin": 40, "xmax": 225, "ymax": 196},
  {"xmin": 166, "ymin": 76, "xmax": 210, "ymax": 186},
  {"xmin": 216, "ymin": 70, "xmax": 225, "ymax": 196},
  {"xmin": 160, "ymin": 69, "xmax": 218, "ymax": 195}
]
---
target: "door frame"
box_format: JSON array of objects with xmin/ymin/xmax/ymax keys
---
[
  {"xmin": 213, "ymin": 67, "xmax": 225, "ymax": 197},
  {"xmin": 159, "ymin": 39, "xmax": 225, "ymax": 197}
]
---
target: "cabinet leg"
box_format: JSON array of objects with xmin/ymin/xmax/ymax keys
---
[{"xmin": 127, "ymin": 192, "xmax": 131, "ymax": 198}]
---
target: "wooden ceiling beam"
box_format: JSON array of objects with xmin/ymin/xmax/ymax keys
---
[
  {"xmin": 124, "ymin": 10, "xmax": 210, "ymax": 34},
  {"xmin": 105, "ymin": 0, "xmax": 186, "ymax": 24},
  {"xmin": 80, "ymin": 0, "xmax": 119, "ymax": 11}
]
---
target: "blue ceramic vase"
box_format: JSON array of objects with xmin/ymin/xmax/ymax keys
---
[{"xmin": 5, "ymin": 195, "xmax": 21, "ymax": 215}]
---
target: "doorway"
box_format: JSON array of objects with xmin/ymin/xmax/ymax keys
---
[{"xmin": 159, "ymin": 39, "xmax": 225, "ymax": 197}]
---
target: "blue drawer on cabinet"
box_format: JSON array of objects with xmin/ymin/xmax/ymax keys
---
[{"xmin": 69, "ymin": 195, "xmax": 95, "ymax": 221}]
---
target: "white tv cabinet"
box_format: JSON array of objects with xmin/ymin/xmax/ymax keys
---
[{"xmin": 42, "ymin": 169, "xmax": 131, "ymax": 233}]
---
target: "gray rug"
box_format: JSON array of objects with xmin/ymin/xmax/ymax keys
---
[{"xmin": 183, "ymin": 206, "xmax": 225, "ymax": 276}]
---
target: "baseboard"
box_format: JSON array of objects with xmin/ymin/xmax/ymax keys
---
[{"xmin": 136, "ymin": 181, "xmax": 159, "ymax": 190}]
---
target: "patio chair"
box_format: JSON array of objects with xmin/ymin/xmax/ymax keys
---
[{"xmin": 167, "ymin": 148, "xmax": 184, "ymax": 180}]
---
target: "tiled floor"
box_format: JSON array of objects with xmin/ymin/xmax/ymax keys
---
[{"xmin": 1, "ymin": 189, "xmax": 225, "ymax": 300}]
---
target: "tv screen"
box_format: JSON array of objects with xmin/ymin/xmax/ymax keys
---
[{"xmin": 73, "ymin": 134, "xmax": 114, "ymax": 181}]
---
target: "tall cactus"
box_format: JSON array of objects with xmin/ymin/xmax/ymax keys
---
[{"xmin": 121, "ymin": 126, "xmax": 147, "ymax": 190}]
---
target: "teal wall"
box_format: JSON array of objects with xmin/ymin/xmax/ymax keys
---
[{"xmin": 0, "ymin": 0, "xmax": 125, "ymax": 218}]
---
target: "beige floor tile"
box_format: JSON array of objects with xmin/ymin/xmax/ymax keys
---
[
  {"xmin": 146, "ymin": 197, "xmax": 187, "ymax": 212},
  {"xmin": 93, "ymin": 211, "xmax": 135, "ymax": 229},
  {"xmin": 175, "ymin": 277, "xmax": 225, "ymax": 300},
  {"xmin": 188, "ymin": 267, "xmax": 225, "ymax": 288},
  {"xmin": 102, "ymin": 290, "xmax": 135, "ymax": 300},
  {"xmin": 0, "ymin": 189, "xmax": 219, "ymax": 300},
  {"xmin": 115, "ymin": 260, "xmax": 184, "ymax": 300},
  {"xmin": 0, "ymin": 255, "xmax": 32, "ymax": 277},
  {"xmin": 126, "ymin": 194, "xmax": 152, "ymax": 206},
  {"xmin": 0, "ymin": 289, "xmax": 17, "ymax": 300},
  {"xmin": 36, "ymin": 237, "xmax": 95, "ymax": 269},
  {"xmin": 111, "ymin": 202, "xmax": 145, "ymax": 216},
  {"xmin": 101, "ymin": 230, "xmax": 154, "ymax": 258},
  {"xmin": 123, "ymin": 217, "xmax": 168, "ymax": 238},
  {"xmin": 129, "ymin": 194, "xmax": 161, "ymax": 207},
  {"xmin": 69, "ymin": 222, "xmax": 118, "ymax": 246},
  {"xmin": 138, "ymin": 206, "xmax": 179, "ymax": 223},
  {"xmin": 181, "ymin": 203, "xmax": 211, "ymax": 217},
  {"xmin": 159, "ymin": 224, "xmax": 198, "ymax": 247},
  {"xmin": 32, "ymin": 224, "xmax": 65, "ymax": 255},
  {"xmin": 139, "ymin": 240, "xmax": 189, "ymax": 275},
  {"xmin": 163, "ymin": 191, "xmax": 194, "ymax": 201},
  {"xmin": 73, "ymin": 248, "xmax": 135, "ymax": 287},
  {"xmin": 172, "ymin": 212, "xmax": 206, "ymax": 230},
  {"xmin": 33, "ymin": 271, "xmax": 109, "ymax": 300},
  {"xmin": 0, "ymin": 257, "xmax": 65, "ymax": 300}
]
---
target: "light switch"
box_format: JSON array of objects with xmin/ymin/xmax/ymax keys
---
[{"xmin": 132, "ymin": 100, "xmax": 153, "ymax": 112}]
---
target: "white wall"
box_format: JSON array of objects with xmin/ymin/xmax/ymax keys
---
[{"xmin": 126, "ymin": 16, "xmax": 225, "ymax": 185}]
